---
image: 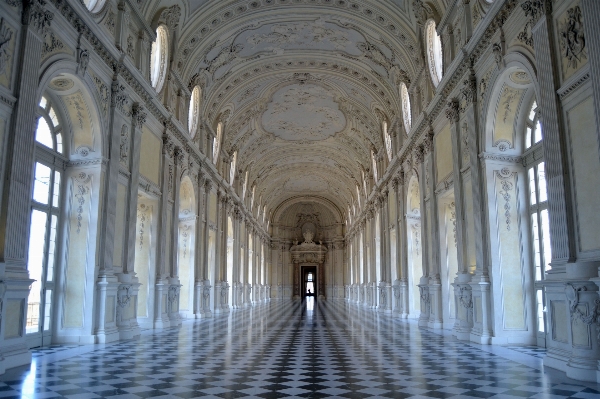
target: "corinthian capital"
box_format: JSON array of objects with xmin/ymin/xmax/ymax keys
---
[{"xmin": 23, "ymin": 0, "xmax": 53, "ymax": 34}]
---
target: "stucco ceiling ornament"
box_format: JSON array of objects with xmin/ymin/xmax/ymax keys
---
[{"xmin": 261, "ymin": 83, "xmax": 346, "ymax": 141}]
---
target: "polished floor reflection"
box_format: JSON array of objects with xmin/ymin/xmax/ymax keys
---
[{"xmin": 1, "ymin": 299, "xmax": 600, "ymax": 398}]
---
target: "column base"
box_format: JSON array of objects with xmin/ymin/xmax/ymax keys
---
[
  {"xmin": 0, "ymin": 343, "xmax": 31, "ymax": 375},
  {"xmin": 470, "ymin": 331, "xmax": 492, "ymax": 345},
  {"xmin": 95, "ymin": 327, "xmax": 120, "ymax": 344}
]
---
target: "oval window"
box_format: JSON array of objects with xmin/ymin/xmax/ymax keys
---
[
  {"xmin": 188, "ymin": 86, "xmax": 201, "ymax": 138},
  {"xmin": 150, "ymin": 25, "xmax": 169, "ymax": 92},
  {"xmin": 425, "ymin": 19, "xmax": 443, "ymax": 87},
  {"xmin": 400, "ymin": 82, "xmax": 412, "ymax": 134}
]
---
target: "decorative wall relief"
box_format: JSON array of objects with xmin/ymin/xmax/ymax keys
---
[
  {"xmin": 0, "ymin": 18, "xmax": 14, "ymax": 84},
  {"xmin": 64, "ymin": 91, "xmax": 95, "ymax": 153},
  {"xmin": 90, "ymin": 73, "xmax": 109, "ymax": 117},
  {"xmin": 74, "ymin": 172, "xmax": 91, "ymax": 233},
  {"xmin": 120, "ymin": 125, "xmax": 129, "ymax": 166},
  {"xmin": 42, "ymin": 31, "xmax": 68, "ymax": 60},
  {"xmin": 559, "ymin": 6, "xmax": 587, "ymax": 80},
  {"xmin": 497, "ymin": 168, "xmax": 514, "ymax": 231},
  {"xmin": 104, "ymin": 9, "xmax": 116, "ymax": 36},
  {"xmin": 64, "ymin": 171, "xmax": 93, "ymax": 328},
  {"xmin": 492, "ymin": 85, "xmax": 524, "ymax": 150},
  {"xmin": 126, "ymin": 35, "xmax": 135, "ymax": 59}
]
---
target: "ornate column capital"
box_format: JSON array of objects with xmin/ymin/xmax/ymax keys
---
[
  {"xmin": 23, "ymin": 0, "xmax": 53, "ymax": 34},
  {"xmin": 131, "ymin": 103, "xmax": 147, "ymax": 128},
  {"xmin": 174, "ymin": 147, "xmax": 185, "ymax": 166},
  {"xmin": 412, "ymin": 146, "xmax": 424, "ymax": 165},
  {"xmin": 111, "ymin": 79, "xmax": 129, "ymax": 112},
  {"xmin": 422, "ymin": 130, "xmax": 434, "ymax": 156},
  {"xmin": 445, "ymin": 98, "xmax": 460, "ymax": 123},
  {"xmin": 162, "ymin": 136, "xmax": 175, "ymax": 158}
]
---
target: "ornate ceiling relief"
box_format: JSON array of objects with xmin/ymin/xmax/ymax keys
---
[
  {"xmin": 241, "ymin": 20, "xmax": 355, "ymax": 54},
  {"xmin": 261, "ymin": 84, "xmax": 346, "ymax": 141},
  {"xmin": 284, "ymin": 176, "xmax": 330, "ymax": 193}
]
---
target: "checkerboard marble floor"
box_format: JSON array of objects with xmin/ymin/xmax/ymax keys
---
[{"xmin": 2, "ymin": 298, "xmax": 600, "ymax": 398}]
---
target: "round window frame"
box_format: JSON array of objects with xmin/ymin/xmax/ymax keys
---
[
  {"xmin": 425, "ymin": 19, "xmax": 443, "ymax": 87},
  {"xmin": 150, "ymin": 25, "xmax": 169, "ymax": 93},
  {"xmin": 400, "ymin": 82, "xmax": 412, "ymax": 134},
  {"xmin": 188, "ymin": 86, "xmax": 201, "ymax": 139}
]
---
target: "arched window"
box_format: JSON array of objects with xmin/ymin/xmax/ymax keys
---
[
  {"xmin": 150, "ymin": 25, "xmax": 169, "ymax": 93},
  {"xmin": 83, "ymin": 0, "xmax": 106, "ymax": 13},
  {"xmin": 525, "ymin": 101, "xmax": 542, "ymax": 149},
  {"xmin": 425, "ymin": 19, "xmax": 443, "ymax": 87},
  {"xmin": 383, "ymin": 121, "xmax": 392, "ymax": 162},
  {"xmin": 400, "ymin": 82, "xmax": 412, "ymax": 134},
  {"xmin": 27, "ymin": 96, "xmax": 66, "ymax": 339},
  {"xmin": 36, "ymin": 96, "xmax": 64, "ymax": 154},
  {"xmin": 213, "ymin": 122, "xmax": 223, "ymax": 164},
  {"xmin": 229, "ymin": 151, "xmax": 237, "ymax": 185},
  {"xmin": 522, "ymin": 97, "xmax": 549, "ymax": 337},
  {"xmin": 188, "ymin": 86, "xmax": 201, "ymax": 139},
  {"xmin": 356, "ymin": 184, "xmax": 361, "ymax": 208}
]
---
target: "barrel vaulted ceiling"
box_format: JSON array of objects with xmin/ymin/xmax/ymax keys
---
[{"xmin": 140, "ymin": 0, "xmax": 448, "ymax": 219}]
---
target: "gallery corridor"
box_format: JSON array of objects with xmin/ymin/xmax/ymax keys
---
[{"xmin": 1, "ymin": 300, "xmax": 599, "ymax": 399}]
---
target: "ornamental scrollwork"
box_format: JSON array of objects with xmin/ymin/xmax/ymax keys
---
[
  {"xmin": 117, "ymin": 285, "xmax": 132, "ymax": 308},
  {"xmin": 168, "ymin": 285, "xmax": 180, "ymax": 304},
  {"xmin": 0, "ymin": 18, "xmax": 13, "ymax": 76},
  {"xmin": 458, "ymin": 286, "xmax": 473, "ymax": 310},
  {"xmin": 559, "ymin": 6, "xmax": 586, "ymax": 70}
]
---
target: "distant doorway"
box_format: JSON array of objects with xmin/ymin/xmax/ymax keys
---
[{"xmin": 302, "ymin": 266, "xmax": 316, "ymax": 299}]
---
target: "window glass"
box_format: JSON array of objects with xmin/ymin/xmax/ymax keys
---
[
  {"xmin": 56, "ymin": 133, "xmax": 63, "ymax": 154},
  {"xmin": 33, "ymin": 162, "xmax": 51, "ymax": 204},
  {"xmin": 528, "ymin": 168, "xmax": 536, "ymax": 206},
  {"xmin": 537, "ymin": 163, "xmax": 547, "ymax": 203},
  {"xmin": 541, "ymin": 209, "xmax": 552, "ymax": 271},
  {"xmin": 26, "ymin": 209, "xmax": 47, "ymax": 334},
  {"xmin": 84, "ymin": 0, "xmax": 106, "ymax": 13},
  {"xmin": 49, "ymin": 107, "xmax": 59, "ymax": 127},
  {"xmin": 535, "ymin": 120, "xmax": 543, "ymax": 144},
  {"xmin": 52, "ymin": 171, "xmax": 61, "ymax": 208},
  {"xmin": 213, "ymin": 122, "xmax": 223, "ymax": 164},
  {"xmin": 188, "ymin": 86, "xmax": 201, "ymax": 138},
  {"xmin": 36, "ymin": 118, "xmax": 54, "ymax": 149},
  {"xmin": 531, "ymin": 214, "xmax": 541, "ymax": 279},
  {"xmin": 536, "ymin": 290, "xmax": 545, "ymax": 333},
  {"xmin": 400, "ymin": 82, "xmax": 412, "ymax": 133},
  {"xmin": 150, "ymin": 25, "xmax": 169, "ymax": 92},
  {"xmin": 529, "ymin": 102, "xmax": 537, "ymax": 120},
  {"xmin": 47, "ymin": 215, "xmax": 58, "ymax": 282},
  {"xmin": 39, "ymin": 96, "xmax": 47, "ymax": 109},
  {"xmin": 426, "ymin": 19, "xmax": 443, "ymax": 87}
]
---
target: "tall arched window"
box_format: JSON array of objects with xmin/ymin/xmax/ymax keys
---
[
  {"xmin": 522, "ymin": 98, "xmax": 549, "ymax": 339},
  {"xmin": 425, "ymin": 19, "xmax": 443, "ymax": 87},
  {"xmin": 150, "ymin": 25, "xmax": 169, "ymax": 93},
  {"xmin": 229, "ymin": 151, "xmax": 237, "ymax": 185},
  {"xmin": 213, "ymin": 122, "xmax": 223, "ymax": 164},
  {"xmin": 27, "ymin": 96, "xmax": 66, "ymax": 341},
  {"xmin": 84, "ymin": 0, "xmax": 106, "ymax": 12},
  {"xmin": 383, "ymin": 121, "xmax": 392, "ymax": 162},
  {"xmin": 400, "ymin": 82, "xmax": 412, "ymax": 134},
  {"xmin": 188, "ymin": 86, "xmax": 201, "ymax": 139},
  {"xmin": 525, "ymin": 101, "xmax": 542, "ymax": 149}
]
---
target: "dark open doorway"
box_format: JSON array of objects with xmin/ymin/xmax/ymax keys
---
[{"xmin": 302, "ymin": 266, "xmax": 316, "ymax": 299}]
